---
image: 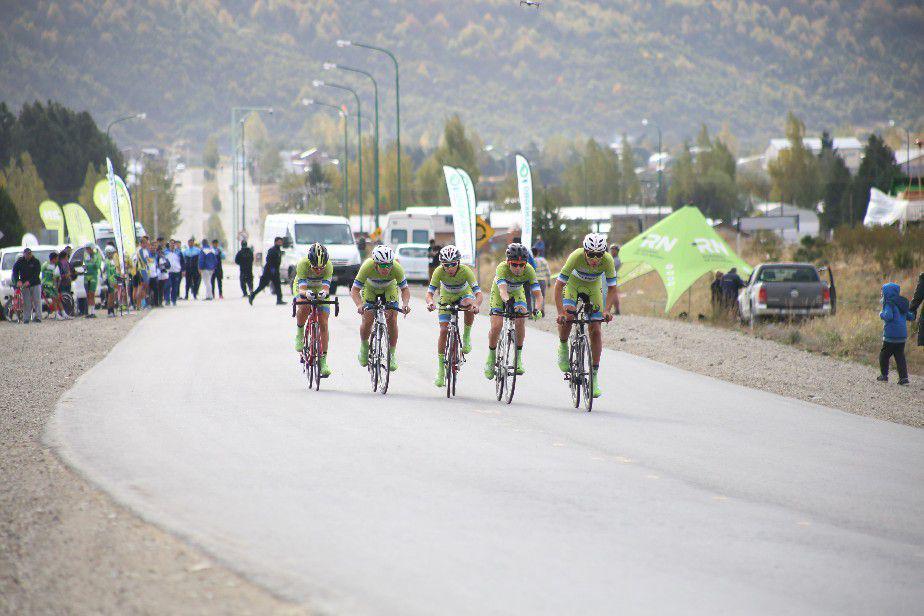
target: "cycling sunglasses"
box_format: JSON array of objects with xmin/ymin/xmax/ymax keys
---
[
  {"xmin": 508, "ymin": 260, "xmax": 527, "ymax": 267},
  {"xmin": 376, "ymin": 262, "xmax": 394, "ymax": 269},
  {"xmin": 444, "ymin": 261, "xmax": 460, "ymax": 268},
  {"xmin": 584, "ymin": 250, "xmax": 605, "ymax": 259}
]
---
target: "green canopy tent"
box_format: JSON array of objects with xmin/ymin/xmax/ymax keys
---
[{"xmin": 617, "ymin": 206, "xmax": 752, "ymax": 312}]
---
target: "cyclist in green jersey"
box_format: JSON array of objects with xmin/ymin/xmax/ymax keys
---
[
  {"xmin": 82, "ymin": 243, "xmax": 103, "ymax": 318},
  {"xmin": 554, "ymin": 233, "xmax": 618, "ymax": 398},
  {"xmin": 484, "ymin": 243, "xmax": 543, "ymax": 379},
  {"xmin": 41, "ymin": 251, "xmax": 61, "ymax": 319},
  {"xmin": 104, "ymin": 245, "xmax": 120, "ymax": 316},
  {"xmin": 350, "ymin": 244, "xmax": 411, "ymax": 371},
  {"xmin": 425, "ymin": 245, "xmax": 483, "ymax": 387},
  {"xmin": 293, "ymin": 243, "xmax": 335, "ymax": 376}
]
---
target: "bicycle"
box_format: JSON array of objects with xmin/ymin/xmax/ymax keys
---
[
  {"xmin": 493, "ymin": 298, "xmax": 529, "ymax": 405},
  {"xmin": 292, "ymin": 294, "xmax": 339, "ymax": 391},
  {"xmin": 439, "ymin": 301, "xmax": 471, "ymax": 399},
  {"xmin": 3, "ymin": 287, "xmax": 24, "ymax": 323},
  {"xmin": 364, "ymin": 297, "xmax": 402, "ymax": 394},
  {"xmin": 564, "ymin": 293, "xmax": 596, "ymax": 412}
]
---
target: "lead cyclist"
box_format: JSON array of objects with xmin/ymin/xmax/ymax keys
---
[
  {"xmin": 293, "ymin": 242, "xmax": 334, "ymax": 377},
  {"xmin": 553, "ymin": 233, "xmax": 618, "ymax": 398}
]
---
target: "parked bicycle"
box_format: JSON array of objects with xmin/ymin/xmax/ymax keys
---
[
  {"xmin": 439, "ymin": 301, "xmax": 471, "ymax": 399},
  {"xmin": 364, "ymin": 296, "xmax": 402, "ymax": 394},
  {"xmin": 292, "ymin": 294, "xmax": 339, "ymax": 391},
  {"xmin": 493, "ymin": 298, "xmax": 529, "ymax": 404},
  {"xmin": 564, "ymin": 293, "xmax": 595, "ymax": 412}
]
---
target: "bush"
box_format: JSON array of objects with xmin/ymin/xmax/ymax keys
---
[
  {"xmin": 893, "ymin": 246, "xmax": 915, "ymax": 271},
  {"xmin": 751, "ymin": 230, "xmax": 783, "ymax": 260},
  {"xmin": 793, "ymin": 235, "xmax": 830, "ymax": 263}
]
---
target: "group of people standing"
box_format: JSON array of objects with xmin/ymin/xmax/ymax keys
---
[{"xmin": 130, "ymin": 236, "xmax": 226, "ymax": 307}]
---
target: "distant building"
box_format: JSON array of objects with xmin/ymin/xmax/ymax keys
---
[{"xmin": 764, "ymin": 138, "xmax": 863, "ymax": 172}]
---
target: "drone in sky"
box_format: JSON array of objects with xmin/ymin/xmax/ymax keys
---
[{"xmin": 519, "ymin": 0, "xmax": 541, "ymax": 8}]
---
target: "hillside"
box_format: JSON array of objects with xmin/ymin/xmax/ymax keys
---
[{"xmin": 0, "ymin": 0, "xmax": 921, "ymax": 151}]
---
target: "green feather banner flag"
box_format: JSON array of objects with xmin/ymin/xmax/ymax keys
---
[
  {"xmin": 38, "ymin": 200, "xmax": 65, "ymax": 244},
  {"xmin": 62, "ymin": 203, "xmax": 95, "ymax": 247}
]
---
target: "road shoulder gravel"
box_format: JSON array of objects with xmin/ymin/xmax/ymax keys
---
[
  {"xmin": 529, "ymin": 312, "xmax": 923, "ymax": 427},
  {"xmin": 0, "ymin": 311, "xmax": 310, "ymax": 615}
]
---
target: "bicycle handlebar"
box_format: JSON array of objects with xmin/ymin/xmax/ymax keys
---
[{"xmin": 293, "ymin": 295, "xmax": 340, "ymax": 317}]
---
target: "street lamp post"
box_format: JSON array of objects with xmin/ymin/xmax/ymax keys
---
[
  {"xmin": 338, "ymin": 40, "xmax": 402, "ymax": 211},
  {"xmin": 231, "ymin": 106, "xmax": 273, "ymax": 242},
  {"xmin": 314, "ymin": 80, "xmax": 363, "ymax": 231},
  {"xmin": 642, "ymin": 118, "xmax": 663, "ymax": 207},
  {"xmin": 106, "ymin": 112, "xmax": 146, "ymax": 139},
  {"xmin": 302, "ymin": 98, "xmax": 349, "ymax": 217},
  {"xmin": 325, "ymin": 62, "xmax": 381, "ymax": 230},
  {"xmin": 889, "ymin": 120, "xmax": 912, "ymax": 182}
]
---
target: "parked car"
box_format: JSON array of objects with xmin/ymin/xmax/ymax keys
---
[
  {"xmin": 396, "ymin": 243, "xmax": 430, "ymax": 283},
  {"xmin": 737, "ymin": 262, "xmax": 833, "ymax": 327},
  {"xmin": 0, "ymin": 245, "xmax": 58, "ymax": 305}
]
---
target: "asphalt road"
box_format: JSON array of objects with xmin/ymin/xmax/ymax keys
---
[{"xmin": 48, "ymin": 291, "xmax": 924, "ymax": 615}]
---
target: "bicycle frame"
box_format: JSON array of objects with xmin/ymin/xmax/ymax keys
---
[
  {"xmin": 564, "ymin": 295, "xmax": 595, "ymax": 412},
  {"xmin": 365, "ymin": 297, "xmax": 399, "ymax": 394},
  {"xmin": 439, "ymin": 301, "xmax": 470, "ymax": 399},
  {"xmin": 494, "ymin": 301, "xmax": 528, "ymax": 404},
  {"xmin": 293, "ymin": 295, "xmax": 339, "ymax": 391}
]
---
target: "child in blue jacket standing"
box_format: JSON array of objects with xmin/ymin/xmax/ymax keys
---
[{"xmin": 878, "ymin": 282, "xmax": 915, "ymax": 385}]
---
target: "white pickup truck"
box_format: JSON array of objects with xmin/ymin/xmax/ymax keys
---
[{"xmin": 737, "ymin": 262, "xmax": 834, "ymax": 327}]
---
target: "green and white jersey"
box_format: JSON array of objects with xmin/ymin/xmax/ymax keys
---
[
  {"xmin": 352, "ymin": 258, "xmax": 408, "ymax": 294},
  {"xmin": 41, "ymin": 262, "xmax": 59, "ymax": 286},
  {"xmin": 491, "ymin": 262, "xmax": 539, "ymax": 294},
  {"xmin": 428, "ymin": 264, "xmax": 479, "ymax": 298},
  {"xmin": 294, "ymin": 257, "xmax": 334, "ymax": 294},
  {"xmin": 84, "ymin": 252, "xmax": 103, "ymax": 278},
  {"xmin": 557, "ymin": 248, "xmax": 618, "ymax": 288}
]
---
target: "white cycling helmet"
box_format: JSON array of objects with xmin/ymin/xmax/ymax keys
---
[
  {"xmin": 104, "ymin": 245, "xmax": 116, "ymax": 255},
  {"xmin": 582, "ymin": 233, "xmax": 608, "ymax": 253},
  {"xmin": 439, "ymin": 245, "xmax": 461, "ymax": 264},
  {"xmin": 371, "ymin": 244, "xmax": 394, "ymax": 264}
]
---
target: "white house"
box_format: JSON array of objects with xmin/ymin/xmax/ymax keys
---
[{"xmin": 764, "ymin": 137, "xmax": 863, "ymax": 172}]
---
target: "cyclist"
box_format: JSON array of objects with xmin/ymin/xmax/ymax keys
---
[
  {"xmin": 293, "ymin": 242, "xmax": 334, "ymax": 377},
  {"xmin": 350, "ymin": 245, "xmax": 411, "ymax": 371},
  {"xmin": 83, "ymin": 243, "xmax": 103, "ymax": 318},
  {"xmin": 425, "ymin": 245, "xmax": 483, "ymax": 387},
  {"xmin": 554, "ymin": 233, "xmax": 619, "ymax": 398},
  {"xmin": 104, "ymin": 245, "xmax": 120, "ymax": 316},
  {"xmin": 134, "ymin": 237, "xmax": 152, "ymax": 308},
  {"xmin": 41, "ymin": 251, "xmax": 62, "ymax": 320},
  {"xmin": 484, "ymin": 243, "xmax": 542, "ymax": 379}
]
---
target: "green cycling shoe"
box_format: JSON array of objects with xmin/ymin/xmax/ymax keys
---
[
  {"xmin": 515, "ymin": 349, "xmax": 525, "ymax": 375},
  {"xmin": 557, "ymin": 343, "xmax": 569, "ymax": 372},
  {"xmin": 319, "ymin": 355, "xmax": 332, "ymax": 377},
  {"xmin": 295, "ymin": 326, "xmax": 305, "ymax": 353},
  {"xmin": 435, "ymin": 355, "xmax": 446, "ymax": 387},
  {"xmin": 358, "ymin": 341, "xmax": 369, "ymax": 367},
  {"xmin": 462, "ymin": 328, "xmax": 472, "ymax": 354},
  {"xmin": 592, "ymin": 369, "xmax": 602, "ymax": 398},
  {"xmin": 388, "ymin": 349, "xmax": 398, "ymax": 372},
  {"xmin": 484, "ymin": 349, "xmax": 496, "ymax": 379}
]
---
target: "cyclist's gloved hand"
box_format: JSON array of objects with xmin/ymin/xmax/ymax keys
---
[
  {"xmin": 531, "ymin": 309, "xmax": 543, "ymax": 320},
  {"xmin": 402, "ymin": 304, "xmax": 411, "ymax": 315},
  {"xmin": 556, "ymin": 313, "xmax": 569, "ymax": 325},
  {"xmin": 317, "ymin": 289, "xmax": 328, "ymax": 299},
  {"xmin": 426, "ymin": 301, "xmax": 436, "ymax": 311},
  {"xmin": 603, "ymin": 313, "xmax": 614, "ymax": 323},
  {"xmin": 357, "ymin": 304, "xmax": 365, "ymax": 315}
]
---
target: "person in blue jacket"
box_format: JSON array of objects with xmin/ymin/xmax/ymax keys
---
[
  {"xmin": 182, "ymin": 238, "xmax": 202, "ymax": 299},
  {"xmin": 198, "ymin": 240, "xmax": 219, "ymax": 300},
  {"xmin": 878, "ymin": 282, "xmax": 915, "ymax": 385}
]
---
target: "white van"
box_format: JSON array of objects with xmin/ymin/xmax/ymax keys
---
[
  {"xmin": 383, "ymin": 211, "xmax": 434, "ymax": 247},
  {"xmin": 92, "ymin": 221, "xmax": 148, "ymax": 252},
  {"xmin": 263, "ymin": 214, "xmax": 362, "ymax": 293}
]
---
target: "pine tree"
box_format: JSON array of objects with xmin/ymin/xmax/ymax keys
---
[
  {"xmin": 0, "ymin": 186, "xmax": 25, "ymax": 247},
  {"xmin": 817, "ymin": 132, "xmax": 852, "ymax": 231},
  {"xmin": 851, "ymin": 134, "xmax": 901, "ymax": 224},
  {"xmin": 620, "ymin": 134, "xmax": 641, "ymax": 204},
  {"xmin": 0, "ymin": 152, "xmax": 48, "ymax": 234},
  {"xmin": 768, "ymin": 112, "xmax": 820, "ymax": 209},
  {"xmin": 77, "ymin": 162, "xmax": 106, "ymax": 221}
]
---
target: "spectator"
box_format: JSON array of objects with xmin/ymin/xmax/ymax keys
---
[
  {"xmin": 249, "ymin": 236, "xmax": 284, "ymax": 305},
  {"xmin": 878, "ymin": 282, "xmax": 914, "ymax": 385},
  {"xmin": 12, "ymin": 247, "xmax": 42, "ymax": 323},
  {"xmin": 607, "ymin": 243, "xmax": 622, "ymax": 315},
  {"xmin": 41, "ymin": 251, "xmax": 64, "ymax": 320},
  {"xmin": 134, "ymin": 237, "xmax": 152, "ymax": 308},
  {"xmin": 183, "ymin": 238, "xmax": 201, "ymax": 300},
  {"xmin": 82, "ymin": 243, "xmax": 103, "ymax": 318},
  {"xmin": 58, "ymin": 245, "xmax": 73, "ymax": 297},
  {"xmin": 166, "ymin": 240, "xmax": 182, "ymax": 306},
  {"xmin": 710, "ymin": 271, "xmax": 725, "ymax": 313},
  {"xmin": 235, "ymin": 240, "xmax": 254, "ymax": 297},
  {"xmin": 198, "ymin": 239, "xmax": 218, "ymax": 300},
  {"xmin": 720, "ymin": 267, "xmax": 745, "ymax": 311},
  {"xmin": 427, "ymin": 239, "xmax": 441, "ymax": 280},
  {"xmin": 532, "ymin": 247, "xmax": 551, "ymax": 312},
  {"xmin": 532, "ymin": 235, "xmax": 545, "ymax": 257},
  {"xmin": 211, "ymin": 239, "xmax": 225, "ymax": 299},
  {"xmin": 909, "ymin": 272, "xmax": 924, "ymax": 348},
  {"xmin": 155, "ymin": 247, "xmax": 170, "ymax": 306}
]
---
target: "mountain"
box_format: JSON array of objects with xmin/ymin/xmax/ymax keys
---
[{"xmin": 1, "ymin": 0, "xmax": 920, "ymax": 153}]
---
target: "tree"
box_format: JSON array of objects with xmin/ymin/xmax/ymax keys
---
[
  {"xmin": 562, "ymin": 139, "xmax": 620, "ymax": 205},
  {"xmin": 0, "ymin": 103, "xmax": 15, "ymax": 167},
  {"xmin": 0, "ymin": 152, "xmax": 48, "ymax": 234},
  {"xmin": 532, "ymin": 185, "xmax": 586, "ymax": 258},
  {"xmin": 203, "ymin": 135, "xmax": 220, "ymax": 170},
  {"xmin": 667, "ymin": 126, "xmax": 740, "ymax": 220},
  {"xmin": 816, "ymin": 132, "xmax": 852, "ymax": 231},
  {"xmin": 414, "ymin": 115, "xmax": 481, "ymax": 204},
  {"xmin": 620, "ymin": 134, "xmax": 641, "ymax": 204},
  {"xmin": 135, "ymin": 160, "xmax": 180, "ymax": 238},
  {"xmin": 851, "ymin": 133, "xmax": 901, "ymax": 224},
  {"xmin": 206, "ymin": 213, "xmax": 227, "ymax": 245},
  {"xmin": 0, "ymin": 186, "xmax": 24, "ymax": 248},
  {"xmin": 77, "ymin": 162, "xmax": 106, "ymax": 220},
  {"xmin": 10, "ymin": 100, "xmax": 124, "ymax": 203},
  {"xmin": 768, "ymin": 112, "xmax": 820, "ymax": 209},
  {"xmin": 667, "ymin": 144, "xmax": 695, "ymax": 210}
]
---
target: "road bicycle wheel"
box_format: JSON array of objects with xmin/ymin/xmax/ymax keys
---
[
  {"xmin": 446, "ymin": 326, "xmax": 458, "ymax": 399},
  {"xmin": 377, "ymin": 318, "xmax": 391, "ymax": 395},
  {"xmin": 569, "ymin": 330, "xmax": 582, "ymax": 409},
  {"xmin": 502, "ymin": 327, "xmax": 517, "ymax": 405},
  {"xmin": 311, "ymin": 321, "xmax": 322, "ymax": 391},
  {"xmin": 60, "ymin": 293, "xmax": 75, "ymax": 317},
  {"xmin": 369, "ymin": 326, "xmax": 380, "ymax": 392},
  {"xmin": 582, "ymin": 333, "xmax": 594, "ymax": 412},
  {"xmin": 494, "ymin": 326, "xmax": 507, "ymax": 401},
  {"xmin": 3, "ymin": 298, "xmax": 20, "ymax": 323}
]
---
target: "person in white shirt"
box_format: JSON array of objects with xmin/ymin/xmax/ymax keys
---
[{"xmin": 165, "ymin": 239, "xmax": 183, "ymax": 306}]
